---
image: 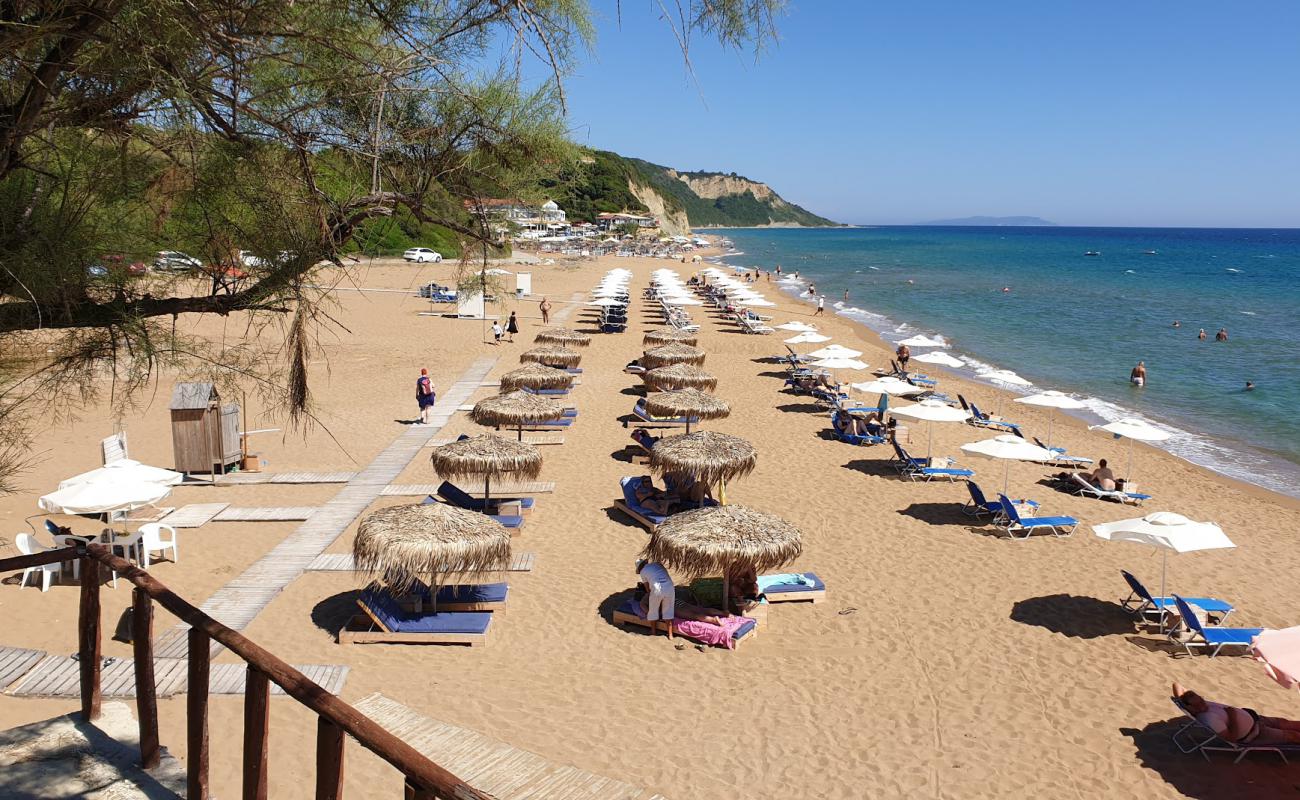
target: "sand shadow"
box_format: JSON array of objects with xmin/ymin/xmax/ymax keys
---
[
  {"xmin": 775, "ymin": 402, "xmax": 826, "ymax": 414},
  {"xmin": 1119, "ymin": 719, "xmax": 1292, "ymax": 799},
  {"xmin": 1009, "ymin": 594, "xmax": 1134, "ymax": 639},
  {"xmin": 757, "ymin": 370, "xmax": 793, "ymax": 379},
  {"xmin": 394, "ymin": 418, "xmax": 427, "ymax": 425},
  {"xmin": 619, "ymin": 386, "xmax": 645, "ymax": 397},
  {"xmin": 311, "ymin": 589, "xmax": 361, "ymax": 637},
  {"xmin": 842, "ymin": 458, "xmax": 898, "ymax": 479},
  {"xmin": 897, "ymin": 502, "xmax": 968, "ymax": 527},
  {"xmin": 602, "ymin": 505, "xmax": 650, "ymax": 532}
]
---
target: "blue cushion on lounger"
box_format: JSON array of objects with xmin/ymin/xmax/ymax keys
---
[
  {"xmin": 618, "ymin": 597, "xmax": 756, "ymax": 640},
  {"xmin": 360, "ymin": 590, "xmax": 492, "ymax": 634},
  {"xmin": 436, "ymin": 481, "xmax": 534, "ymax": 511},
  {"xmin": 422, "ymin": 495, "xmax": 524, "ymax": 528},
  {"xmin": 414, "ymin": 583, "xmax": 510, "ymax": 604},
  {"xmin": 619, "ymin": 477, "xmax": 668, "ymax": 524}
]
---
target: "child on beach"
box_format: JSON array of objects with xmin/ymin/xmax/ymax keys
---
[{"xmin": 491, "ymin": 321, "xmax": 502, "ymax": 343}]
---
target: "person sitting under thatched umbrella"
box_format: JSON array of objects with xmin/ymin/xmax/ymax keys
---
[{"xmin": 649, "ymin": 430, "xmax": 756, "ymax": 505}]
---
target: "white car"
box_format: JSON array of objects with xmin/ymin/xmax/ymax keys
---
[
  {"xmin": 153, "ymin": 250, "xmax": 202, "ymax": 271},
  {"xmin": 403, "ymin": 247, "xmax": 443, "ymax": 263}
]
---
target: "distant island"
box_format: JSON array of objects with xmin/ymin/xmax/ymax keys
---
[{"xmin": 919, "ymin": 216, "xmax": 1057, "ymax": 227}]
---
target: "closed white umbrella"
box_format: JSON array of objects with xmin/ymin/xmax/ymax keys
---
[
  {"xmin": 1093, "ymin": 512, "xmax": 1234, "ymax": 629},
  {"xmin": 960, "ymin": 434, "xmax": 1055, "ymax": 495},
  {"xmin": 40, "ymin": 479, "xmax": 172, "ymax": 516},
  {"xmin": 1090, "ymin": 418, "xmax": 1171, "ymax": 485},
  {"xmin": 1014, "ymin": 390, "xmax": 1087, "ymax": 450},
  {"xmin": 775, "ymin": 322, "xmax": 818, "ymax": 332},
  {"xmin": 807, "ymin": 344, "xmax": 863, "ymax": 360},
  {"xmin": 912, "ymin": 351, "xmax": 964, "ymax": 368},
  {"xmin": 897, "ymin": 335, "xmax": 947, "ymax": 348},
  {"xmin": 784, "ymin": 333, "xmax": 831, "ymax": 344},
  {"xmin": 890, "ymin": 398, "xmax": 970, "ymax": 460},
  {"xmin": 58, "ymin": 459, "xmax": 184, "ymax": 490},
  {"xmin": 740, "ymin": 299, "xmax": 776, "ymax": 307}
]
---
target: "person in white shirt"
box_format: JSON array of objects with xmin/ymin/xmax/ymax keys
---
[
  {"xmin": 814, "ymin": 295, "xmax": 825, "ymax": 316},
  {"xmin": 1174, "ymin": 682, "xmax": 1300, "ymax": 745},
  {"xmin": 636, "ymin": 559, "xmax": 674, "ymax": 639}
]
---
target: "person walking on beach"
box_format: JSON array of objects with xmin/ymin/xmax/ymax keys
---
[
  {"xmin": 491, "ymin": 320, "xmax": 502, "ymax": 344},
  {"xmin": 1130, "ymin": 361, "xmax": 1147, "ymax": 387},
  {"xmin": 815, "ymin": 295, "xmax": 825, "ymax": 316},
  {"xmin": 539, "ymin": 297, "xmax": 551, "ymax": 325},
  {"xmin": 506, "ymin": 311, "xmax": 519, "ymax": 342},
  {"xmin": 415, "ymin": 369, "xmax": 436, "ymax": 425},
  {"xmin": 1216, "ymin": 327, "xmax": 1229, "ymax": 341},
  {"xmin": 636, "ymin": 559, "xmax": 674, "ymax": 639}
]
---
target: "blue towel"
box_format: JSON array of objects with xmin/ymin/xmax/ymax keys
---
[{"xmin": 758, "ymin": 573, "xmax": 816, "ymax": 591}]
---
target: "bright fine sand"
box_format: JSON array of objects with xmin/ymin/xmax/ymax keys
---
[{"xmin": 2, "ymin": 248, "xmax": 1299, "ymax": 799}]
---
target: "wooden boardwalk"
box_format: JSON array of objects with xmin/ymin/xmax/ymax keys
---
[
  {"xmin": 4, "ymin": 653, "xmax": 347, "ymax": 698},
  {"xmin": 382, "ymin": 481, "xmax": 555, "ymax": 497},
  {"xmin": 0, "ymin": 646, "xmax": 44, "ymax": 691},
  {"xmin": 152, "ymin": 356, "xmax": 499, "ymax": 660},
  {"xmin": 356, "ymin": 694, "xmax": 667, "ymax": 800},
  {"xmin": 160, "ymin": 503, "xmax": 229, "ymax": 527},
  {"xmin": 212, "ymin": 506, "xmax": 319, "ymax": 522},
  {"xmin": 216, "ymin": 471, "xmax": 356, "ymax": 485},
  {"xmin": 306, "ymin": 552, "xmax": 535, "ymax": 573}
]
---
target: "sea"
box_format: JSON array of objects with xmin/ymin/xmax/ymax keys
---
[{"xmin": 705, "ymin": 226, "xmax": 1300, "ymax": 499}]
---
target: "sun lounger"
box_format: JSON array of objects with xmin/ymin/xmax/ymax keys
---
[
  {"xmin": 968, "ymin": 403, "xmax": 1022, "ymax": 435},
  {"xmin": 521, "ymin": 386, "xmax": 571, "ymax": 397},
  {"xmin": 1168, "ymin": 595, "xmax": 1263, "ymax": 657},
  {"xmin": 757, "ymin": 572, "xmax": 827, "ymax": 603},
  {"xmin": 339, "ymin": 589, "xmax": 492, "ymax": 646},
  {"xmin": 436, "ymin": 481, "xmax": 535, "ymax": 513},
  {"xmin": 830, "ymin": 411, "xmax": 885, "ymax": 445},
  {"xmin": 996, "ymin": 494, "xmax": 1078, "ymax": 539},
  {"xmin": 963, "ymin": 482, "xmax": 1037, "ymax": 518},
  {"xmin": 1032, "ymin": 437, "xmax": 1094, "ymax": 467},
  {"xmin": 1069, "ymin": 473, "xmax": 1151, "ymax": 505},
  {"xmin": 626, "ymin": 429, "xmax": 659, "ymax": 464},
  {"xmin": 500, "ymin": 417, "xmax": 573, "ymax": 432},
  {"xmin": 627, "ymin": 399, "xmax": 699, "ymax": 428},
  {"xmin": 405, "ymin": 582, "xmax": 510, "ymax": 612},
  {"xmin": 1119, "ymin": 570, "xmax": 1232, "ymax": 627},
  {"xmin": 421, "ymin": 495, "xmax": 523, "ymax": 530},
  {"xmin": 1169, "ymin": 695, "xmax": 1300, "ymax": 763},
  {"xmin": 891, "ymin": 441, "xmax": 975, "ymax": 482},
  {"xmin": 614, "ymin": 476, "xmax": 671, "ymax": 531},
  {"xmin": 612, "ymin": 595, "xmax": 758, "ymax": 649}
]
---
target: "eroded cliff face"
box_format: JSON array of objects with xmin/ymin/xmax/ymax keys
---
[
  {"xmin": 667, "ymin": 169, "xmax": 786, "ymax": 207},
  {"xmin": 628, "ymin": 180, "xmax": 690, "ymax": 235}
]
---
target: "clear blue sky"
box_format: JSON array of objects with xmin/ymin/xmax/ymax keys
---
[{"xmin": 555, "ymin": 1, "xmax": 1300, "ymax": 227}]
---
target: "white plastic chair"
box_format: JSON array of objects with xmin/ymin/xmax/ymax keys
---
[
  {"xmin": 137, "ymin": 523, "xmax": 178, "ymax": 567},
  {"xmin": 16, "ymin": 533, "xmax": 59, "ymax": 592}
]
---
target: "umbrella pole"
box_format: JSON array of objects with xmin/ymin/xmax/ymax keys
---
[
  {"xmin": 484, "ymin": 474, "xmax": 491, "ymax": 508},
  {"xmin": 927, "ymin": 422, "xmax": 934, "ymax": 462},
  {"xmin": 1158, "ymin": 550, "xmax": 1167, "ymax": 632},
  {"xmin": 517, "ymin": 424, "xmax": 524, "ymax": 442},
  {"xmin": 1003, "ymin": 460, "xmax": 1010, "ymax": 497},
  {"xmin": 719, "ymin": 477, "xmax": 727, "ymax": 506},
  {"xmin": 721, "ymin": 567, "xmax": 729, "ymax": 618},
  {"xmin": 1047, "ymin": 411, "xmax": 1056, "ymax": 451}
]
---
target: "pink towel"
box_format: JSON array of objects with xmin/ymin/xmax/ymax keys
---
[{"xmin": 672, "ymin": 615, "xmax": 752, "ymax": 649}]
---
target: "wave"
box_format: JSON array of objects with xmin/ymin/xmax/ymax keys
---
[{"xmin": 1226, "ymin": 268, "xmax": 1243, "ymax": 273}]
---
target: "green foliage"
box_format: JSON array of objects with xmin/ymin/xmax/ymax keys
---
[{"xmin": 538, "ymin": 150, "xmax": 658, "ymax": 224}]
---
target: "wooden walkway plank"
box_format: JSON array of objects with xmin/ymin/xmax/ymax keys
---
[
  {"xmin": 212, "ymin": 506, "xmax": 319, "ymax": 522},
  {"xmin": 160, "ymin": 503, "xmax": 230, "ymax": 528},
  {"xmin": 0, "ymin": 647, "xmax": 45, "ymax": 692},
  {"xmin": 215, "ymin": 471, "xmax": 356, "ymax": 485}
]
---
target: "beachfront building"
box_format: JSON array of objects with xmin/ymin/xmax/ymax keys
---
[
  {"xmin": 465, "ymin": 198, "xmax": 572, "ymax": 240},
  {"xmin": 596, "ymin": 211, "xmax": 660, "ymax": 233}
]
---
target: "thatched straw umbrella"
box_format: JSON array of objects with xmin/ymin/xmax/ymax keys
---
[
  {"xmin": 642, "ymin": 343, "xmax": 706, "ymax": 369},
  {"xmin": 471, "ymin": 391, "xmax": 566, "ymax": 441},
  {"xmin": 429, "ymin": 433, "xmax": 541, "ymax": 506},
  {"xmin": 648, "ymin": 431, "xmax": 755, "ymax": 504},
  {"xmin": 499, "ymin": 363, "xmax": 575, "ymax": 392},
  {"xmin": 643, "ymin": 329, "xmax": 698, "ymax": 347},
  {"xmin": 643, "ymin": 505, "xmax": 802, "ymax": 614},
  {"xmin": 534, "ymin": 328, "xmax": 592, "ymax": 348},
  {"xmin": 644, "ymin": 389, "xmax": 729, "ymax": 434},
  {"xmin": 519, "ymin": 345, "xmax": 581, "ymax": 368},
  {"xmin": 354, "ymin": 502, "xmax": 511, "ymax": 611},
  {"xmin": 642, "ymin": 364, "xmax": 718, "ymax": 392}
]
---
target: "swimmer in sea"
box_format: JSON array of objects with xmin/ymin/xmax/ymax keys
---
[
  {"xmin": 1130, "ymin": 361, "xmax": 1147, "ymax": 387},
  {"xmin": 1198, "ymin": 329, "xmax": 1206, "ymax": 340},
  {"xmin": 1216, "ymin": 328, "xmax": 1229, "ymax": 341},
  {"xmin": 1246, "ymin": 381, "xmax": 1255, "ymax": 391},
  {"xmin": 906, "ymin": 279, "xmax": 914, "ymax": 285},
  {"xmin": 1172, "ymin": 321, "xmax": 1180, "ymax": 328}
]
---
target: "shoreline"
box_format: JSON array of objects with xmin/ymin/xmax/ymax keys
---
[
  {"xmin": 705, "ymin": 246, "xmax": 1300, "ymax": 505},
  {"xmin": 704, "ymin": 249, "xmax": 1300, "ymax": 512}
]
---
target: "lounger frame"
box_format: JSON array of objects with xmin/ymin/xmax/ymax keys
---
[
  {"xmin": 612, "ymin": 608, "xmax": 758, "ymax": 649},
  {"xmin": 337, "ymin": 605, "xmax": 489, "ymax": 646},
  {"xmin": 1170, "ymin": 698, "xmax": 1300, "ymax": 764},
  {"xmin": 612, "ymin": 499, "xmax": 663, "ymax": 532}
]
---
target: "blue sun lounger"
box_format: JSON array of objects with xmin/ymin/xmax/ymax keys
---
[
  {"xmin": 963, "ymin": 482, "xmax": 1037, "ymax": 519},
  {"xmin": 340, "ymin": 589, "xmax": 492, "ymax": 645},
  {"xmin": 1169, "ymin": 595, "xmax": 1263, "ymax": 657},
  {"xmin": 521, "ymin": 386, "xmax": 571, "ymax": 397},
  {"xmin": 421, "ymin": 495, "xmax": 523, "ymax": 529},
  {"xmin": 629, "ymin": 399, "xmax": 698, "ymax": 428},
  {"xmin": 1119, "ymin": 570, "xmax": 1232, "ymax": 627},
  {"xmin": 830, "ymin": 411, "xmax": 885, "ymax": 445},
  {"xmin": 408, "ymin": 582, "xmax": 510, "ymax": 612},
  {"xmin": 891, "ymin": 441, "xmax": 975, "ymax": 482},
  {"xmin": 758, "ymin": 572, "xmax": 827, "ymax": 603},
  {"xmin": 614, "ymin": 476, "xmax": 671, "ymax": 531},
  {"xmin": 968, "ymin": 403, "xmax": 1022, "ymax": 435},
  {"xmin": 1069, "ymin": 473, "xmax": 1151, "ymax": 505},
  {"xmin": 996, "ymin": 494, "xmax": 1078, "ymax": 539},
  {"xmin": 436, "ymin": 481, "xmax": 535, "ymax": 513},
  {"xmin": 1032, "ymin": 437, "xmax": 1094, "ymax": 467}
]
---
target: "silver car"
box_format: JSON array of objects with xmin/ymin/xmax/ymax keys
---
[{"xmin": 153, "ymin": 251, "xmax": 202, "ymax": 271}]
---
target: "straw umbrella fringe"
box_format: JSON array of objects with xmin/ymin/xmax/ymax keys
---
[
  {"xmin": 642, "ymin": 343, "xmax": 706, "ymax": 369},
  {"xmin": 354, "ymin": 503, "xmax": 511, "ymax": 609},
  {"xmin": 519, "ymin": 345, "xmax": 581, "ymax": 367},
  {"xmin": 534, "ymin": 328, "xmax": 592, "ymax": 347},
  {"xmin": 499, "ymin": 363, "xmax": 575, "ymax": 391},
  {"xmin": 642, "ymin": 364, "xmax": 718, "ymax": 392},
  {"xmin": 429, "ymin": 433, "xmax": 541, "ymax": 505},
  {"xmin": 649, "ymin": 431, "xmax": 756, "ymax": 494},
  {"xmin": 644, "ymin": 389, "xmax": 729, "ymax": 434},
  {"xmin": 470, "ymin": 391, "xmax": 566, "ymax": 441},
  {"xmin": 643, "ymin": 329, "xmax": 699, "ymax": 346}
]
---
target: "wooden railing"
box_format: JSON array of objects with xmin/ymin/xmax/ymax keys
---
[{"xmin": 0, "ymin": 544, "xmax": 492, "ymax": 800}]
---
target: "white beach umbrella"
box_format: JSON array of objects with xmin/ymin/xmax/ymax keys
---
[
  {"xmin": 1093, "ymin": 512, "xmax": 1234, "ymax": 629},
  {"xmin": 775, "ymin": 322, "xmax": 818, "ymax": 332},
  {"xmin": 806, "ymin": 344, "xmax": 863, "ymax": 360},
  {"xmin": 1090, "ymin": 418, "xmax": 1171, "ymax": 484},
  {"xmin": 784, "ymin": 333, "xmax": 831, "ymax": 344},
  {"xmin": 39, "ymin": 478, "xmax": 172, "ymax": 516},
  {"xmin": 897, "ymin": 335, "xmax": 947, "ymax": 348},
  {"xmin": 851, "ymin": 377, "xmax": 926, "ymax": 397},
  {"xmin": 912, "ymin": 351, "xmax": 965, "ymax": 368},
  {"xmin": 662, "ymin": 296, "xmax": 703, "ymax": 306},
  {"xmin": 960, "ymin": 434, "xmax": 1055, "ymax": 495},
  {"xmin": 890, "ymin": 398, "xmax": 971, "ymax": 460},
  {"xmin": 58, "ymin": 459, "xmax": 184, "ymax": 490},
  {"xmin": 811, "ymin": 357, "xmax": 869, "ymax": 371},
  {"xmin": 1014, "ymin": 390, "xmax": 1088, "ymax": 450},
  {"xmin": 979, "ymin": 369, "xmax": 1032, "ymax": 387},
  {"xmin": 741, "ymin": 299, "xmax": 776, "ymax": 307},
  {"xmin": 589, "ymin": 297, "xmax": 626, "ymax": 306}
]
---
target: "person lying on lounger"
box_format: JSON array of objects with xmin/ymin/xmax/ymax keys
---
[
  {"xmin": 1082, "ymin": 459, "xmax": 1120, "ymax": 490},
  {"xmin": 670, "ymin": 474, "xmax": 714, "ymax": 506},
  {"xmin": 634, "ymin": 593, "xmax": 729, "ymax": 626},
  {"xmin": 1173, "ymin": 682, "xmax": 1300, "ymax": 745},
  {"xmin": 634, "ymin": 476, "xmax": 680, "ymax": 515},
  {"xmin": 631, "ymin": 428, "xmax": 659, "ymax": 452}
]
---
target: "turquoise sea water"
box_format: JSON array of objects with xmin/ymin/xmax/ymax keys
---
[{"xmin": 709, "ymin": 226, "xmax": 1300, "ymax": 498}]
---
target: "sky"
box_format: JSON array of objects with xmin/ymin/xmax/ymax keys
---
[{"xmin": 553, "ymin": 1, "xmax": 1300, "ymax": 227}]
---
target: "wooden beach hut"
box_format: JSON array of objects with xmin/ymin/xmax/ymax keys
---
[{"xmin": 170, "ymin": 382, "xmax": 242, "ymax": 474}]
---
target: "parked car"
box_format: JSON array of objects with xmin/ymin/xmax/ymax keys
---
[
  {"xmin": 403, "ymin": 247, "xmax": 443, "ymax": 263},
  {"xmin": 153, "ymin": 251, "xmax": 202, "ymax": 271},
  {"xmin": 88, "ymin": 254, "xmax": 147, "ymax": 277}
]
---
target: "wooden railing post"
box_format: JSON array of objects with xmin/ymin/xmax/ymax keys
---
[
  {"xmin": 78, "ymin": 554, "xmax": 101, "ymax": 721},
  {"xmin": 132, "ymin": 588, "xmax": 160, "ymax": 768},
  {"xmin": 316, "ymin": 716, "xmax": 345, "ymax": 800},
  {"xmin": 243, "ymin": 666, "xmax": 270, "ymax": 800},
  {"xmin": 187, "ymin": 629, "xmax": 211, "ymax": 800}
]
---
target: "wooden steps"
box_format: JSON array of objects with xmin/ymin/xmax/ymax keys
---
[{"xmin": 4, "ymin": 653, "xmax": 348, "ymax": 698}]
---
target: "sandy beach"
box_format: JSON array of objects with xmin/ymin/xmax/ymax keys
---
[{"xmin": 2, "ymin": 248, "xmax": 1298, "ymax": 799}]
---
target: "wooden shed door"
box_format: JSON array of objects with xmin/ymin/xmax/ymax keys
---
[{"xmin": 219, "ymin": 404, "xmax": 242, "ymax": 462}]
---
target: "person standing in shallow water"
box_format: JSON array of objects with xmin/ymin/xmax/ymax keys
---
[{"xmin": 1130, "ymin": 361, "xmax": 1147, "ymax": 387}]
